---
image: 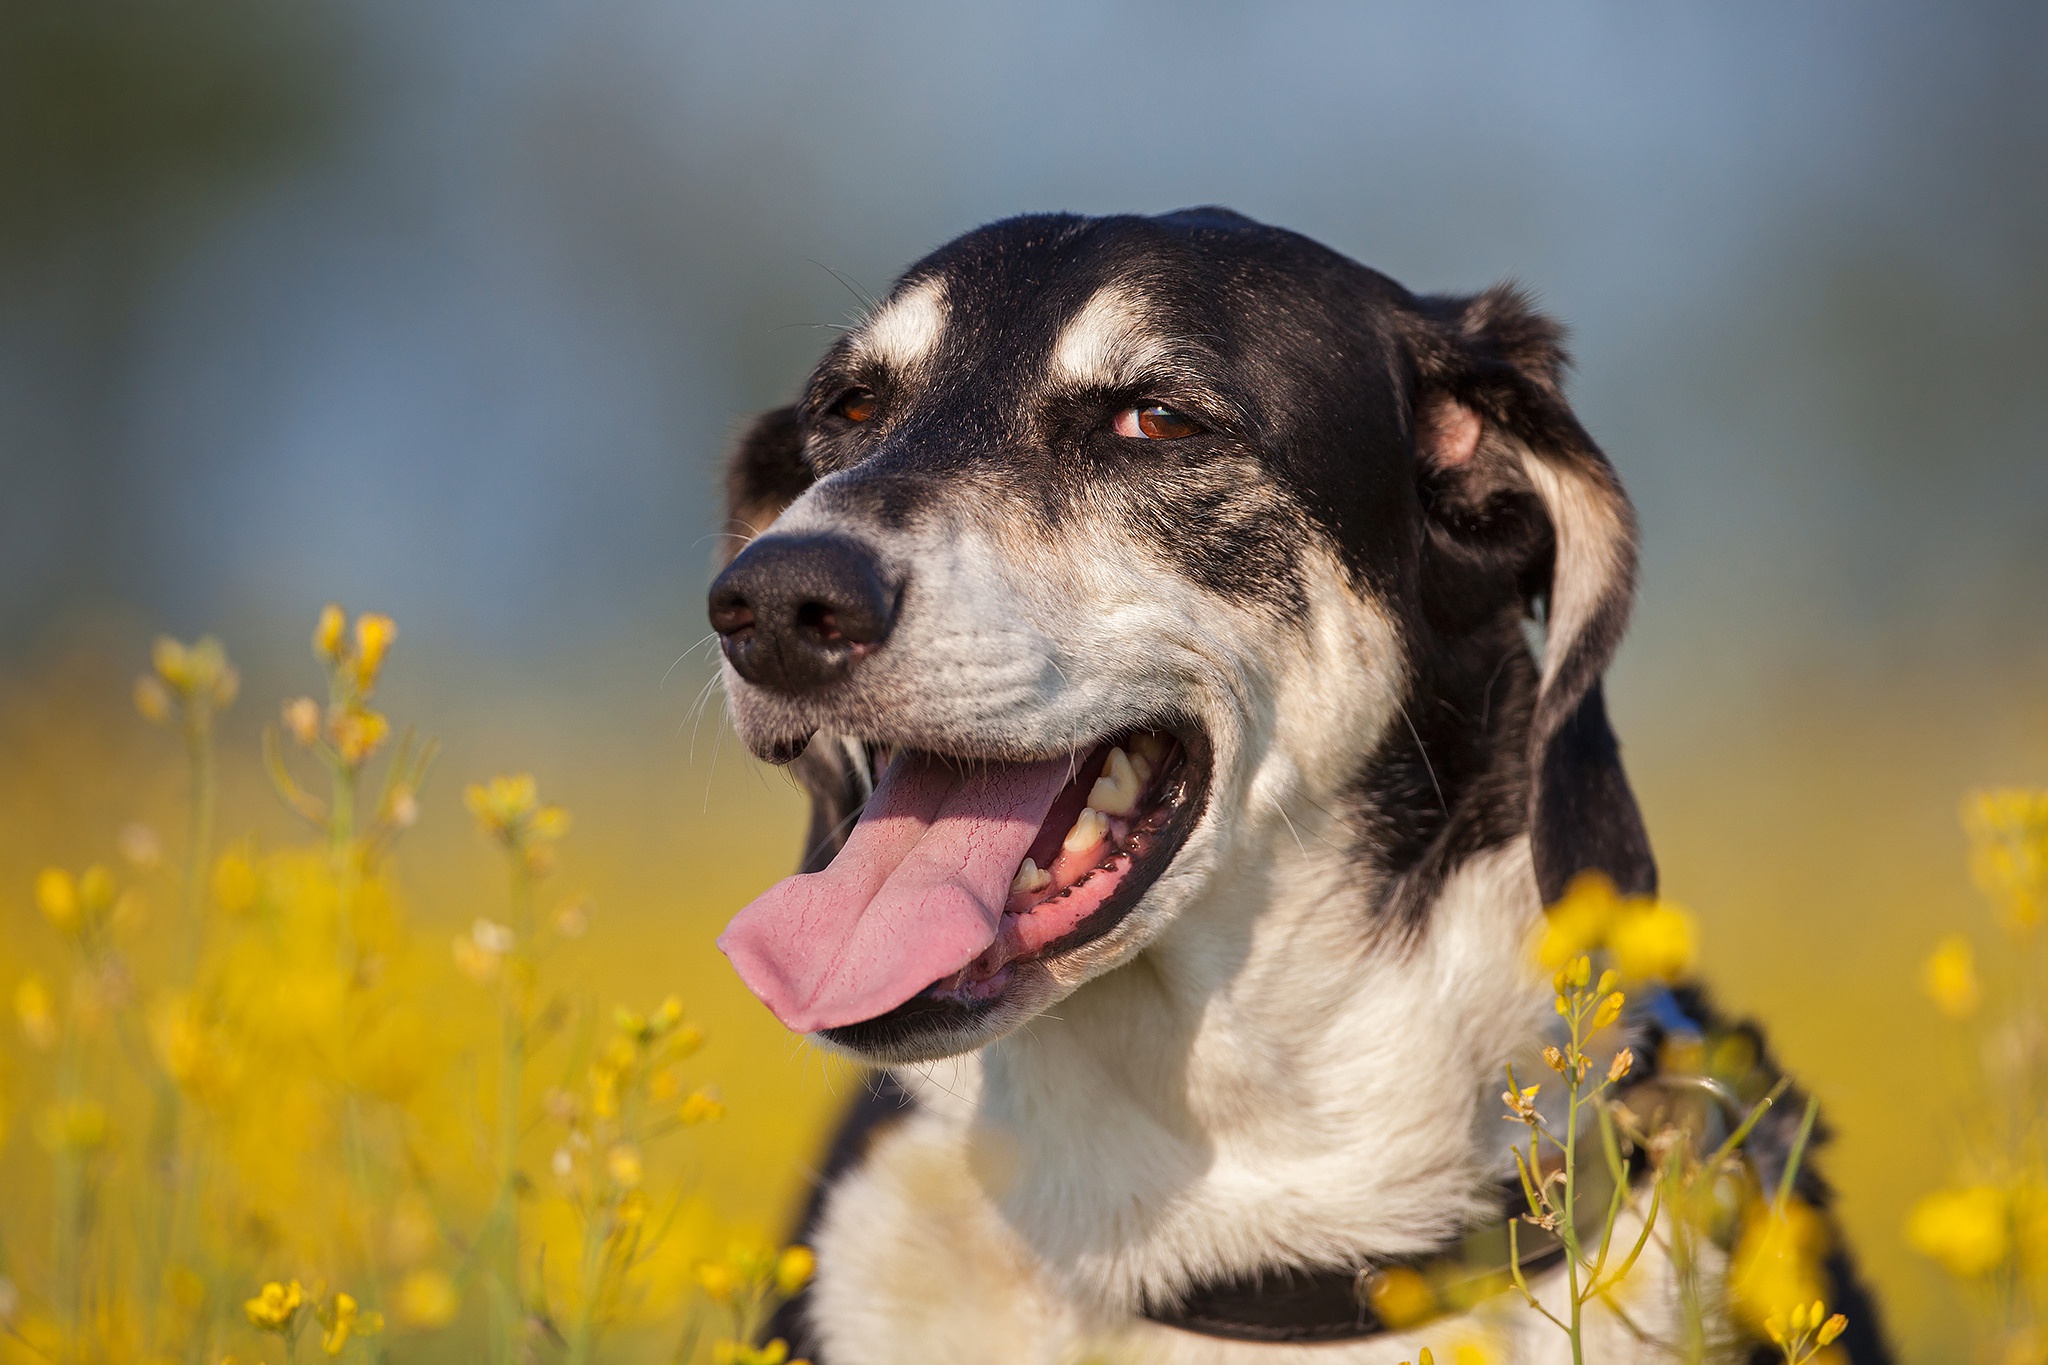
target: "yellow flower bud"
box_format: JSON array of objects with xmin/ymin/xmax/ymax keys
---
[
  {"xmin": 134, "ymin": 675, "xmax": 173, "ymax": 723},
  {"xmin": 34, "ymin": 867, "xmax": 80, "ymax": 933},
  {"xmin": 152, "ymin": 636, "xmax": 192, "ymax": 688},
  {"xmin": 775, "ymin": 1245, "xmax": 816, "ymax": 1297},
  {"xmin": 696, "ymin": 1262, "xmax": 738, "ymax": 1303},
  {"xmin": 281, "ymin": 696, "xmax": 322, "ymax": 748},
  {"xmin": 314, "ymin": 603, "xmax": 347, "ymax": 660},
  {"xmin": 529, "ymin": 805, "xmax": 571, "ymax": 841},
  {"xmin": 1818, "ymin": 1312, "xmax": 1848, "ymax": 1345},
  {"xmin": 14, "ymin": 975, "xmax": 58, "ymax": 1049},
  {"xmin": 680, "ymin": 1089, "xmax": 726, "ymax": 1126},
  {"xmin": 1590, "ymin": 991, "xmax": 1625, "ymax": 1032},
  {"xmin": 354, "ymin": 613, "xmax": 398, "ymax": 689},
  {"xmin": 607, "ymin": 1145, "xmax": 643, "ymax": 1189},
  {"xmin": 331, "ymin": 706, "xmax": 390, "ymax": 767},
  {"xmin": 1921, "ymin": 935, "xmax": 1980, "ymax": 1019},
  {"xmin": 1907, "ymin": 1185, "xmax": 2009, "ymax": 1278}
]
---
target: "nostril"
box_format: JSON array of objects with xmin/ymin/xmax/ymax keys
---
[
  {"xmin": 796, "ymin": 601, "xmax": 843, "ymax": 642},
  {"xmin": 709, "ymin": 593, "xmax": 756, "ymax": 638}
]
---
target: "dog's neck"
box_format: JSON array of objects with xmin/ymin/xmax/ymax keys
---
[{"xmin": 898, "ymin": 820, "xmax": 1552, "ymax": 1314}]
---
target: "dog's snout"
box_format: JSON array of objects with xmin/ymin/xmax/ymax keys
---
[{"xmin": 708, "ymin": 534, "xmax": 897, "ymax": 694}]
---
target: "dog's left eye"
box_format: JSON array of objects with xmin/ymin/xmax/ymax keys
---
[
  {"xmin": 831, "ymin": 387, "xmax": 879, "ymax": 423},
  {"xmin": 1112, "ymin": 404, "xmax": 1203, "ymax": 440}
]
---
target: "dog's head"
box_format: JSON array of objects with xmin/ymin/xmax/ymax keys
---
[{"xmin": 708, "ymin": 209, "xmax": 1652, "ymax": 1063}]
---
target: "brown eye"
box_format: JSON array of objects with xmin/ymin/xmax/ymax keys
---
[
  {"xmin": 833, "ymin": 387, "xmax": 878, "ymax": 423},
  {"xmin": 1113, "ymin": 404, "xmax": 1203, "ymax": 440}
]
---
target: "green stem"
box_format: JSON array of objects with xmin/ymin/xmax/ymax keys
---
[
  {"xmin": 490, "ymin": 865, "xmax": 535, "ymax": 1365},
  {"xmin": 1563, "ymin": 994, "xmax": 1585, "ymax": 1365},
  {"xmin": 52, "ymin": 990, "xmax": 89, "ymax": 1357}
]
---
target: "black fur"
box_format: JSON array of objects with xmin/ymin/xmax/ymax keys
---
[{"xmin": 710, "ymin": 209, "xmax": 1883, "ymax": 1360}]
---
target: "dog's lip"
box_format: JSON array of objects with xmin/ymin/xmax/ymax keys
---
[{"xmin": 818, "ymin": 722, "xmax": 1213, "ymax": 1050}]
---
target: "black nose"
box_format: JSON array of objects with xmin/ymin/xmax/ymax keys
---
[{"xmin": 708, "ymin": 534, "xmax": 897, "ymax": 694}]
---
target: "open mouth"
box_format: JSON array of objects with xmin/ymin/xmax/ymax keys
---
[{"xmin": 717, "ymin": 726, "xmax": 1209, "ymax": 1043}]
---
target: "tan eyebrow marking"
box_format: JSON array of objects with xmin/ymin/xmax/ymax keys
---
[
  {"xmin": 850, "ymin": 276, "xmax": 949, "ymax": 372},
  {"xmin": 1050, "ymin": 284, "xmax": 1170, "ymax": 390}
]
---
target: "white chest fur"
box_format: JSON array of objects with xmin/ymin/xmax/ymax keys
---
[{"xmin": 801, "ymin": 844, "xmax": 1736, "ymax": 1363}]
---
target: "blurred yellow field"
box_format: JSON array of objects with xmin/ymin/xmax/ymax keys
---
[{"xmin": 1, "ymin": 608, "xmax": 2043, "ymax": 1363}]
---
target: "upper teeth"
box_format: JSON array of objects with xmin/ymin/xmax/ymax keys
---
[
  {"xmin": 1063, "ymin": 806, "xmax": 1110, "ymax": 854},
  {"xmin": 1088, "ymin": 747, "xmax": 1142, "ymax": 816}
]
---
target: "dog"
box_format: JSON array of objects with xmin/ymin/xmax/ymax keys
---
[{"xmin": 704, "ymin": 209, "xmax": 1889, "ymax": 1363}]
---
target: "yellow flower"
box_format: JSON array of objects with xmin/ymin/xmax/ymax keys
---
[
  {"xmin": 313, "ymin": 603, "xmax": 347, "ymax": 661},
  {"xmin": 244, "ymin": 1280, "xmax": 304, "ymax": 1332},
  {"xmin": 1921, "ymin": 935, "xmax": 1981, "ymax": 1019},
  {"xmin": 1366, "ymin": 1265, "xmax": 1437, "ymax": 1328},
  {"xmin": 1908, "ymin": 1185, "xmax": 2010, "ymax": 1278},
  {"xmin": 529, "ymin": 805, "xmax": 571, "ymax": 841},
  {"xmin": 330, "ymin": 706, "xmax": 390, "ymax": 767},
  {"xmin": 1608, "ymin": 900, "xmax": 1697, "ymax": 982},
  {"xmin": 393, "ymin": 1268, "xmax": 459, "ymax": 1329},
  {"xmin": 680, "ymin": 1089, "xmax": 726, "ymax": 1126},
  {"xmin": 153, "ymin": 635, "xmax": 238, "ymax": 707},
  {"xmin": 353, "ymin": 613, "xmax": 398, "ymax": 692},
  {"xmin": 606, "ymin": 1144, "xmax": 643, "ymax": 1189},
  {"xmin": 1728, "ymin": 1200, "xmax": 1830, "ymax": 1331},
  {"xmin": 775, "ymin": 1245, "xmax": 816, "ymax": 1297},
  {"xmin": 696, "ymin": 1261, "xmax": 738, "ymax": 1303},
  {"xmin": 466, "ymin": 774, "xmax": 537, "ymax": 836},
  {"xmin": 1537, "ymin": 873, "xmax": 1619, "ymax": 969},
  {"xmin": 1964, "ymin": 788, "xmax": 2048, "ymax": 935},
  {"xmin": 34, "ymin": 867, "xmax": 80, "ymax": 934},
  {"xmin": 14, "ymin": 976, "xmax": 58, "ymax": 1049},
  {"xmin": 315, "ymin": 1291, "xmax": 382, "ymax": 1355}
]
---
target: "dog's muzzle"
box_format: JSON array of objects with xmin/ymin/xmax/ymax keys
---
[{"xmin": 708, "ymin": 533, "xmax": 897, "ymax": 695}]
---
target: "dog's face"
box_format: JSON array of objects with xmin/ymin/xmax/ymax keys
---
[{"xmin": 709, "ymin": 209, "xmax": 1652, "ymax": 1063}]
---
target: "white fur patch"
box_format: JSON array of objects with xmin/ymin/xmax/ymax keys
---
[
  {"xmin": 1517, "ymin": 446, "xmax": 1627, "ymax": 696},
  {"xmin": 852, "ymin": 276, "xmax": 948, "ymax": 372},
  {"xmin": 1050, "ymin": 284, "xmax": 1169, "ymax": 390}
]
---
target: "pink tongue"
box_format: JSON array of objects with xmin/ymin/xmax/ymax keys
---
[{"xmin": 718, "ymin": 751, "xmax": 1073, "ymax": 1032}]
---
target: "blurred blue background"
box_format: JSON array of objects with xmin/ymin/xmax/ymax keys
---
[
  {"xmin": 6, "ymin": 1, "xmax": 2043, "ymax": 679},
  {"xmin": 3, "ymin": 4, "xmax": 2046, "ymax": 1357}
]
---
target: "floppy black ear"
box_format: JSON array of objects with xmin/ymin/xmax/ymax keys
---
[
  {"xmin": 720, "ymin": 404, "xmax": 812, "ymax": 568},
  {"xmin": 1414, "ymin": 287, "xmax": 1657, "ymax": 904}
]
